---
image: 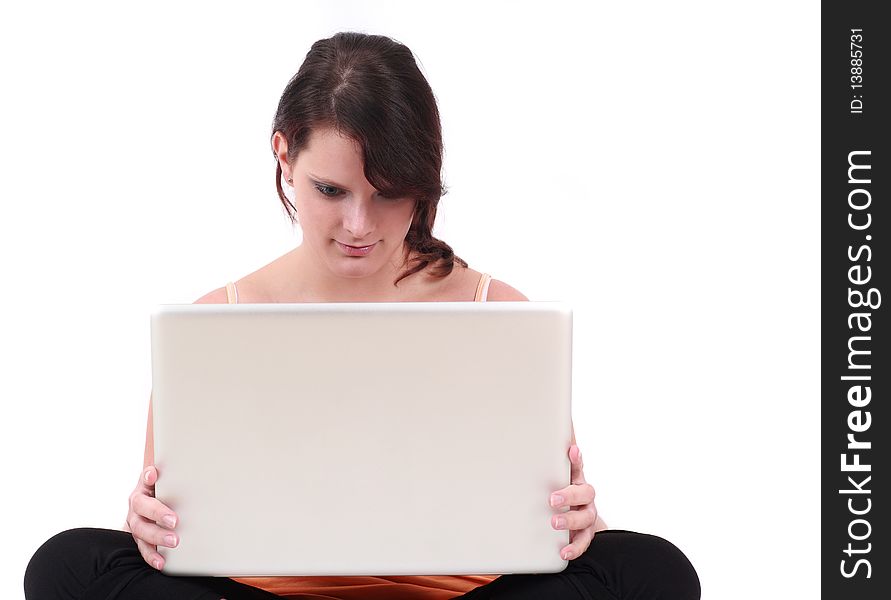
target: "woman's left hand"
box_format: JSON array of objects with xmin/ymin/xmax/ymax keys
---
[{"xmin": 549, "ymin": 444, "xmax": 598, "ymax": 561}]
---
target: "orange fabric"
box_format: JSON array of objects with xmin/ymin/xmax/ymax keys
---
[
  {"xmin": 230, "ymin": 575, "xmax": 499, "ymax": 599},
  {"xmin": 224, "ymin": 274, "xmax": 499, "ymax": 598}
]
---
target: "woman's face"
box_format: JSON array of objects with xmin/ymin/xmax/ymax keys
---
[{"xmin": 277, "ymin": 127, "xmax": 417, "ymax": 280}]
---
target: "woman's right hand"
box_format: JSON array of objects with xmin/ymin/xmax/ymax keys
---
[{"xmin": 125, "ymin": 465, "xmax": 179, "ymax": 570}]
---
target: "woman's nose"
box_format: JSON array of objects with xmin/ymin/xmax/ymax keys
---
[{"xmin": 342, "ymin": 198, "xmax": 375, "ymax": 239}]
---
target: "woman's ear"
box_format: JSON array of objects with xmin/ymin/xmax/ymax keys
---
[{"xmin": 272, "ymin": 131, "xmax": 292, "ymax": 182}]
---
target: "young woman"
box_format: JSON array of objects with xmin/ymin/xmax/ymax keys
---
[{"xmin": 25, "ymin": 32, "xmax": 699, "ymax": 600}]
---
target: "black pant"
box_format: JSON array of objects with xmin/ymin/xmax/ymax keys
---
[{"xmin": 25, "ymin": 528, "xmax": 699, "ymax": 599}]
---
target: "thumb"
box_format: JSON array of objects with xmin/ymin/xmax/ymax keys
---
[
  {"xmin": 570, "ymin": 445, "xmax": 586, "ymax": 484},
  {"xmin": 141, "ymin": 465, "xmax": 158, "ymax": 490}
]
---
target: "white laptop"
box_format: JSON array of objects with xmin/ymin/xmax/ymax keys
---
[{"xmin": 150, "ymin": 301, "xmax": 573, "ymax": 577}]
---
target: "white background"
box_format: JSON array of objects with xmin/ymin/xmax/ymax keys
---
[{"xmin": 1, "ymin": 1, "xmax": 819, "ymax": 598}]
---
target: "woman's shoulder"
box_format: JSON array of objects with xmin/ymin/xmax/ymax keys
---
[
  {"xmin": 484, "ymin": 277, "xmax": 528, "ymax": 301},
  {"xmin": 191, "ymin": 252, "xmax": 293, "ymax": 304},
  {"xmin": 423, "ymin": 266, "xmax": 528, "ymax": 302},
  {"xmin": 193, "ymin": 287, "xmax": 229, "ymax": 304},
  {"xmin": 192, "ymin": 278, "xmax": 268, "ymax": 304}
]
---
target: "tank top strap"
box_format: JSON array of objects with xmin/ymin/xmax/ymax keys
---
[
  {"xmin": 225, "ymin": 281, "xmax": 239, "ymax": 304},
  {"xmin": 474, "ymin": 273, "xmax": 492, "ymax": 302}
]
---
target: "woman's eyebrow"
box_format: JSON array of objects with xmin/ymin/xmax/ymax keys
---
[{"xmin": 307, "ymin": 173, "xmax": 348, "ymax": 189}]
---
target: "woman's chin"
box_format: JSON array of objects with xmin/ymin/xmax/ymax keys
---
[{"xmin": 327, "ymin": 256, "xmax": 386, "ymax": 279}]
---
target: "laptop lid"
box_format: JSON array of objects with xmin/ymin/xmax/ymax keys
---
[{"xmin": 150, "ymin": 301, "xmax": 572, "ymax": 576}]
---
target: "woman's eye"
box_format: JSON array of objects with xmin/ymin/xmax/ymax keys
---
[{"xmin": 314, "ymin": 184, "xmax": 341, "ymax": 197}]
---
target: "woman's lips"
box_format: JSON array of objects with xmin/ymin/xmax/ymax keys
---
[{"xmin": 336, "ymin": 240, "xmax": 376, "ymax": 256}]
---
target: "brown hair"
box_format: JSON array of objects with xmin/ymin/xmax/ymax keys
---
[{"xmin": 271, "ymin": 32, "xmax": 467, "ymax": 285}]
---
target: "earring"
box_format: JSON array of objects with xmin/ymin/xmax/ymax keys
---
[{"xmin": 287, "ymin": 177, "xmax": 293, "ymax": 184}]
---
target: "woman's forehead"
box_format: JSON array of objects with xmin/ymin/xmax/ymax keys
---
[{"xmin": 298, "ymin": 128, "xmax": 363, "ymax": 169}]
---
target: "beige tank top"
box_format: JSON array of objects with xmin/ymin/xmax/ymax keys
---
[{"xmin": 224, "ymin": 273, "xmax": 493, "ymax": 304}]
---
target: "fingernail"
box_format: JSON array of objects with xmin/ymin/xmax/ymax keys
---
[
  {"xmin": 164, "ymin": 534, "xmax": 177, "ymax": 547},
  {"xmin": 144, "ymin": 470, "xmax": 151, "ymax": 483},
  {"xmin": 153, "ymin": 558, "xmax": 162, "ymax": 570},
  {"xmin": 554, "ymin": 517, "xmax": 566, "ymax": 529},
  {"xmin": 162, "ymin": 515, "xmax": 177, "ymax": 528},
  {"xmin": 550, "ymin": 494, "xmax": 564, "ymax": 507},
  {"xmin": 562, "ymin": 550, "xmax": 573, "ymax": 560}
]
